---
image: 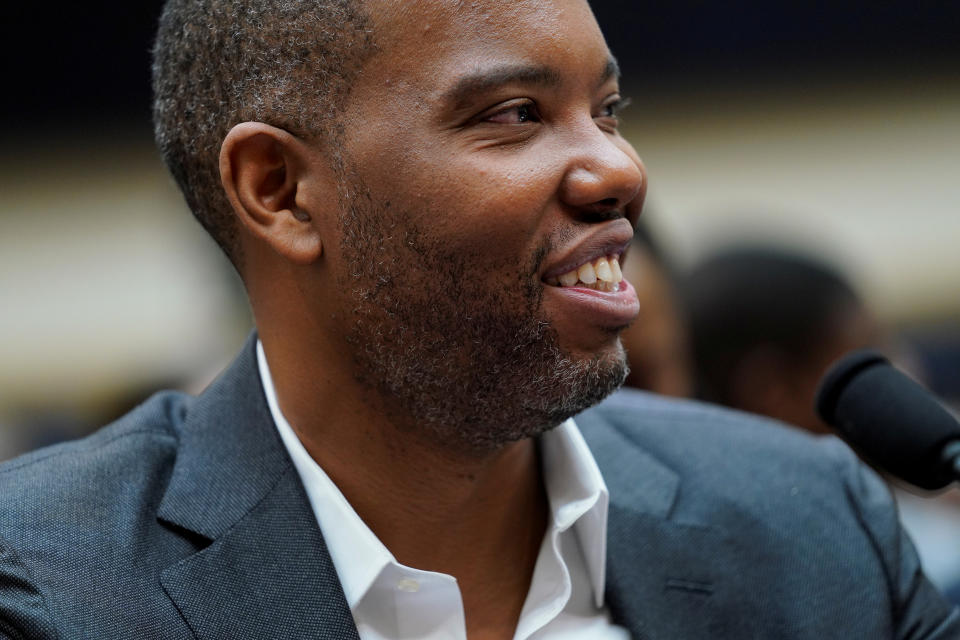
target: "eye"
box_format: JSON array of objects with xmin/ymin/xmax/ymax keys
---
[
  {"xmin": 483, "ymin": 100, "xmax": 542, "ymax": 125},
  {"xmin": 596, "ymin": 96, "xmax": 631, "ymax": 132}
]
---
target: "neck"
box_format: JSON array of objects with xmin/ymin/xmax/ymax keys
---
[{"xmin": 259, "ymin": 329, "xmax": 549, "ymax": 637}]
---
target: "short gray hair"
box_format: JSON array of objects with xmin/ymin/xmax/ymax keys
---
[{"xmin": 152, "ymin": 0, "xmax": 374, "ymax": 265}]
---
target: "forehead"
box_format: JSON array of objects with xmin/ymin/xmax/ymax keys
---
[{"xmin": 362, "ymin": 0, "xmax": 612, "ymax": 92}]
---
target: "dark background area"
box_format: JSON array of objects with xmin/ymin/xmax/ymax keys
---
[{"xmin": 3, "ymin": 1, "xmax": 959, "ymax": 133}]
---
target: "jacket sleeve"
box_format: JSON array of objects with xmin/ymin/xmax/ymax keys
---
[
  {"xmin": 836, "ymin": 442, "xmax": 960, "ymax": 639},
  {"xmin": 0, "ymin": 537, "xmax": 59, "ymax": 640}
]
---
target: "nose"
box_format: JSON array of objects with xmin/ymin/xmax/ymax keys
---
[{"xmin": 558, "ymin": 125, "xmax": 646, "ymax": 223}]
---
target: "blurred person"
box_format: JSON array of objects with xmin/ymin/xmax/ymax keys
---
[
  {"xmin": 619, "ymin": 220, "xmax": 693, "ymax": 396},
  {"xmin": 0, "ymin": 1, "xmax": 957, "ymax": 639},
  {"xmin": 681, "ymin": 244, "xmax": 960, "ymax": 600},
  {"xmin": 682, "ymin": 245, "xmax": 879, "ymax": 433}
]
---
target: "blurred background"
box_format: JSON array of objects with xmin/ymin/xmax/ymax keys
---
[
  {"xmin": 2, "ymin": 0, "xmax": 958, "ymax": 447},
  {"xmin": 1, "ymin": 0, "xmax": 958, "ymax": 545}
]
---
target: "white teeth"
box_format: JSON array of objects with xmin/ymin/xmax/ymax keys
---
[
  {"xmin": 553, "ymin": 255, "xmax": 624, "ymax": 290},
  {"xmin": 595, "ymin": 256, "xmax": 613, "ymax": 282},
  {"xmin": 610, "ymin": 255, "xmax": 623, "ymax": 283},
  {"xmin": 558, "ymin": 270, "xmax": 579, "ymax": 287},
  {"xmin": 577, "ymin": 262, "xmax": 597, "ymax": 284}
]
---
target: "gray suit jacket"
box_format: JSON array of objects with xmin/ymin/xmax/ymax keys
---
[{"xmin": 1, "ymin": 335, "xmax": 958, "ymax": 639}]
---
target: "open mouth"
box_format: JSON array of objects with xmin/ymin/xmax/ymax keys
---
[{"xmin": 544, "ymin": 254, "xmax": 624, "ymax": 293}]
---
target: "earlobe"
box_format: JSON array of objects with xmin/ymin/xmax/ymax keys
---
[{"xmin": 220, "ymin": 122, "xmax": 323, "ymax": 265}]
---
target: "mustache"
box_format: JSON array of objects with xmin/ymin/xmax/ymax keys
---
[{"xmin": 528, "ymin": 225, "xmax": 580, "ymax": 277}]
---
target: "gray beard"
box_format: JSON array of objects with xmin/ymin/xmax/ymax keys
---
[{"xmin": 337, "ymin": 180, "xmax": 628, "ymax": 454}]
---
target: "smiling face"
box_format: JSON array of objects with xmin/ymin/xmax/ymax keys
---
[{"xmin": 309, "ymin": 0, "xmax": 646, "ymax": 451}]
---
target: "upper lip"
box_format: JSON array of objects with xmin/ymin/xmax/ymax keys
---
[{"xmin": 540, "ymin": 219, "xmax": 634, "ymax": 281}]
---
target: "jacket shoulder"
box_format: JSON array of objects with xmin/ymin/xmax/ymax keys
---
[
  {"xmin": 579, "ymin": 389, "xmax": 960, "ymax": 638},
  {"xmin": 581, "ymin": 388, "xmax": 852, "ymax": 482},
  {"xmin": 579, "ymin": 388, "xmax": 883, "ymax": 526},
  {"xmin": 0, "ymin": 390, "xmax": 191, "ymax": 493},
  {"xmin": 0, "ymin": 390, "xmax": 194, "ymax": 554},
  {"xmin": 0, "ymin": 391, "xmax": 197, "ymax": 637}
]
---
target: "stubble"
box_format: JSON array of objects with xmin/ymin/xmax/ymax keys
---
[{"xmin": 336, "ymin": 175, "xmax": 628, "ymax": 454}]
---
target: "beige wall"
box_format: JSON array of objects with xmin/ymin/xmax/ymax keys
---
[
  {"xmin": 625, "ymin": 72, "xmax": 960, "ymax": 323},
  {"xmin": 0, "ymin": 138, "xmax": 249, "ymax": 410}
]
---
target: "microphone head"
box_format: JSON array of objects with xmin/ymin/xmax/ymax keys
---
[
  {"xmin": 815, "ymin": 350, "xmax": 889, "ymax": 427},
  {"xmin": 815, "ymin": 349, "xmax": 960, "ymax": 490}
]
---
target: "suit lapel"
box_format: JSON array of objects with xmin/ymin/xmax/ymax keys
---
[
  {"xmin": 155, "ymin": 339, "xmax": 762, "ymax": 639},
  {"xmin": 578, "ymin": 405, "xmax": 747, "ymax": 640},
  {"xmin": 160, "ymin": 467, "xmax": 359, "ymax": 639},
  {"xmin": 156, "ymin": 335, "xmax": 359, "ymax": 639}
]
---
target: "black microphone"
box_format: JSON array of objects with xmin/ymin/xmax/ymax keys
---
[{"xmin": 815, "ymin": 349, "xmax": 960, "ymax": 491}]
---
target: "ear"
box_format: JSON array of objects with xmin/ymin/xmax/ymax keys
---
[{"xmin": 220, "ymin": 122, "xmax": 325, "ymax": 265}]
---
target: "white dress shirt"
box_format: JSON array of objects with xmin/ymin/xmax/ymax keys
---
[{"xmin": 258, "ymin": 341, "xmax": 630, "ymax": 639}]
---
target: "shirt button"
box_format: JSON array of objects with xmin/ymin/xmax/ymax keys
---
[{"xmin": 396, "ymin": 577, "xmax": 421, "ymax": 593}]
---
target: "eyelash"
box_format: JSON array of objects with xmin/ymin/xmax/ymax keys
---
[
  {"xmin": 483, "ymin": 101, "xmax": 542, "ymax": 125},
  {"xmin": 482, "ymin": 96, "xmax": 631, "ymax": 127},
  {"xmin": 600, "ymin": 96, "xmax": 631, "ymax": 119}
]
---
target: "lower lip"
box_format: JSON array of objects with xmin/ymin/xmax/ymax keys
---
[{"xmin": 544, "ymin": 279, "xmax": 640, "ymax": 327}]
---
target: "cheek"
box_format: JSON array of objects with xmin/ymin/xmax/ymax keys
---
[{"xmin": 384, "ymin": 155, "xmax": 556, "ymax": 264}]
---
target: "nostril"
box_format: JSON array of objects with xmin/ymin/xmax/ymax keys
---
[{"xmin": 579, "ymin": 207, "xmax": 623, "ymax": 224}]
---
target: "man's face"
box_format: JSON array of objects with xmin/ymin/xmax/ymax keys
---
[{"xmin": 313, "ymin": 0, "xmax": 646, "ymax": 451}]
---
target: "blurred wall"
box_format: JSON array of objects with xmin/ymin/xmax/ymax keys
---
[{"xmin": 625, "ymin": 72, "xmax": 960, "ymax": 323}]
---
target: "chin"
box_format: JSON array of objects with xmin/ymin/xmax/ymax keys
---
[
  {"xmin": 530, "ymin": 341, "xmax": 629, "ymax": 418},
  {"xmin": 558, "ymin": 328, "xmax": 629, "ymax": 366},
  {"xmin": 442, "ymin": 335, "xmax": 630, "ymax": 455}
]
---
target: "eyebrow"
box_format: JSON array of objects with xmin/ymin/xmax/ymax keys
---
[
  {"xmin": 443, "ymin": 64, "xmax": 561, "ymax": 110},
  {"xmin": 603, "ymin": 56, "xmax": 621, "ymax": 85},
  {"xmin": 443, "ymin": 56, "xmax": 620, "ymax": 111}
]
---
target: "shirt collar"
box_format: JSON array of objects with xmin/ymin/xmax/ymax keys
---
[
  {"xmin": 257, "ymin": 340, "xmax": 610, "ymax": 609},
  {"xmin": 257, "ymin": 340, "xmax": 393, "ymax": 607},
  {"xmin": 539, "ymin": 418, "xmax": 610, "ymax": 607}
]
